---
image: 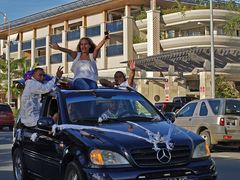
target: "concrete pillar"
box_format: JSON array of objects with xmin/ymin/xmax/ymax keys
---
[
  {"xmin": 46, "ymin": 25, "xmax": 52, "ymax": 74},
  {"xmin": 123, "ymin": 5, "xmax": 133, "ymax": 62},
  {"xmin": 62, "ymin": 20, "xmax": 68, "ymax": 73},
  {"xmin": 100, "ymin": 11, "xmax": 107, "ymax": 69},
  {"xmin": 199, "ymin": 71, "xmax": 211, "ymax": 99},
  {"xmin": 31, "ymin": 29, "xmax": 36, "ymax": 66},
  {"xmin": 205, "ymin": 26, "xmax": 210, "ymax": 35},
  {"xmin": 17, "ymin": 32, "xmax": 22, "ymax": 59},
  {"xmin": 81, "ymin": 16, "xmax": 86, "ymax": 37},
  {"xmin": 147, "ymin": 9, "xmax": 160, "ymax": 56}
]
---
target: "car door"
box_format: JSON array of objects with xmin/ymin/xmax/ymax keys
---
[
  {"xmin": 191, "ymin": 101, "xmax": 209, "ymax": 134},
  {"xmin": 175, "ymin": 102, "xmax": 198, "ymax": 131},
  {"xmin": 33, "ymin": 95, "xmax": 64, "ymax": 179}
]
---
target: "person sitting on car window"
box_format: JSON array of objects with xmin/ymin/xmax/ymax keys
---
[
  {"xmin": 20, "ymin": 66, "xmax": 63, "ymax": 127},
  {"xmin": 99, "ymin": 59, "xmax": 136, "ymax": 89}
]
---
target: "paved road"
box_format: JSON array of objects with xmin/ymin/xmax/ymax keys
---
[
  {"xmin": 0, "ymin": 129, "xmax": 14, "ymax": 180},
  {"xmin": 1, "ymin": 129, "xmax": 240, "ymax": 180}
]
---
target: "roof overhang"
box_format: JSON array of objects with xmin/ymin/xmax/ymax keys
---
[{"xmin": 135, "ymin": 47, "xmax": 240, "ymax": 73}]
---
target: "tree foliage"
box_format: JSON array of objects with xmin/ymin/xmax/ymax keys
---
[
  {"xmin": 0, "ymin": 57, "xmax": 33, "ymax": 97},
  {"xmin": 215, "ymin": 75, "xmax": 239, "ymax": 98}
]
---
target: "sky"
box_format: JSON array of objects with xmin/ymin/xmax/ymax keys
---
[{"xmin": 0, "ymin": 0, "xmax": 75, "ymax": 23}]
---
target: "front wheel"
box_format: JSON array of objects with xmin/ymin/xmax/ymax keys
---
[
  {"xmin": 64, "ymin": 161, "xmax": 85, "ymax": 180},
  {"xmin": 13, "ymin": 148, "xmax": 29, "ymax": 180},
  {"xmin": 200, "ymin": 130, "xmax": 213, "ymax": 150}
]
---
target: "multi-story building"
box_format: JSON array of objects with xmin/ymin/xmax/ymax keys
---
[{"xmin": 0, "ymin": 0, "xmax": 240, "ymax": 104}]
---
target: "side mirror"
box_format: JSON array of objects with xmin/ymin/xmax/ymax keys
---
[
  {"xmin": 164, "ymin": 112, "xmax": 176, "ymax": 123},
  {"xmin": 37, "ymin": 117, "xmax": 55, "ymax": 130}
]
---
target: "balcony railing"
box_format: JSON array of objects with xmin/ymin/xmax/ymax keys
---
[
  {"xmin": 50, "ymin": 53, "xmax": 62, "ymax": 64},
  {"xmin": 50, "ymin": 34, "xmax": 62, "ymax": 43},
  {"xmin": 86, "ymin": 25, "xmax": 100, "ymax": 37},
  {"xmin": 10, "ymin": 43, "xmax": 18, "ymax": 52},
  {"xmin": 67, "ymin": 29, "xmax": 80, "ymax": 41},
  {"xmin": 106, "ymin": 44, "xmax": 123, "ymax": 57},
  {"xmin": 35, "ymin": 37, "xmax": 46, "ymax": 48},
  {"xmin": 106, "ymin": 20, "xmax": 123, "ymax": 33},
  {"xmin": 22, "ymin": 40, "xmax": 31, "ymax": 50},
  {"xmin": 36, "ymin": 56, "xmax": 46, "ymax": 66}
]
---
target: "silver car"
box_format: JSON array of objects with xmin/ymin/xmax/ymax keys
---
[{"xmin": 174, "ymin": 98, "xmax": 240, "ymax": 150}]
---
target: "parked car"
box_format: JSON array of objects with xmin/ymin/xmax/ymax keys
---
[
  {"xmin": 174, "ymin": 98, "xmax": 240, "ymax": 150},
  {"xmin": 12, "ymin": 88, "xmax": 217, "ymax": 180},
  {"xmin": 155, "ymin": 96, "xmax": 198, "ymax": 113},
  {"xmin": 0, "ymin": 103, "xmax": 14, "ymax": 131}
]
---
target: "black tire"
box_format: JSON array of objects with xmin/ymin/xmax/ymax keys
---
[
  {"xmin": 200, "ymin": 130, "xmax": 213, "ymax": 150},
  {"xmin": 64, "ymin": 161, "xmax": 85, "ymax": 180},
  {"xmin": 13, "ymin": 148, "xmax": 29, "ymax": 180}
]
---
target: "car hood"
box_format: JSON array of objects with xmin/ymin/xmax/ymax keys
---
[{"xmin": 60, "ymin": 121, "xmax": 203, "ymax": 151}]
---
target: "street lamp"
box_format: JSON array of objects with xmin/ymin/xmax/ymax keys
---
[
  {"xmin": 0, "ymin": 11, "xmax": 11, "ymax": 105},
  {"xmin": 210, "ymin": 0, "xmax": 215, "ymax": 98}
]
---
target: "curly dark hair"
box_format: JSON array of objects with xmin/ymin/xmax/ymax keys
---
[{"xmin": 77, "ymin": 37, "xmax": 96, "ymax": 53}]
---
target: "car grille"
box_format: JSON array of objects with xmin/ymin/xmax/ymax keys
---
[{"xmin": 130, "ymin": 145, "xmax": 191, "ymax": 167}]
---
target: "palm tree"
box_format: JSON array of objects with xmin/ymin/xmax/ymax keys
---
[{"xmin": 0, "ymin": 57, "xmax": 33, "ymax": 98}]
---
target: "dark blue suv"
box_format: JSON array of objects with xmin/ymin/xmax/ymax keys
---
[{"xmin": 12, "ymin": 88, "xmax": 217, "ymax": 180}]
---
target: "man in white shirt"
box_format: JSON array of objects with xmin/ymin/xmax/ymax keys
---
[
  {"xmin": 20, "ymin": 66, "xmax": 63, "ymax": 127},
  {"xmin": 99, "ymin": 60, "xmax": 136, "ymax": 89}
]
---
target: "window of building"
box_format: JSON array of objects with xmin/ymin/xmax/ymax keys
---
[
  {"xmin": 69, "ymin": 22, "xmax": 82, "ymax": 31},
  {"xmin": 54, "ymin": 26, "xmax": 64, "ymax": 35}
]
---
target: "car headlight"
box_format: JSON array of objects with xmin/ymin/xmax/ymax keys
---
[
  {"xmin": 90, "ymin": 149, "xmax": 129, "ymax": 165},
  {"xmin": 192, "ymin": 142, "xmax": 211, "ymax": 158}
]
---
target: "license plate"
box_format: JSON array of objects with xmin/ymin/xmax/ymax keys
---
[{"xmin": 159, "ymin": 177, "xmax": 187, "ymax": 180}]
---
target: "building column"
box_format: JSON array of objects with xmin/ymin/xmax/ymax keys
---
[
  {"xmin": 199, "ymin": 71, "xmax": 212, "ymax": 99},
  {"xmin": 100, "ymin": 11, "xmax": 107, "ymax": 69},
  {"xmin": 31, "ymin": 29, "xmax": 36, "ymax": 67},
  {"xmin": 123, "ymin": 5, "xmax": 133, "ymax": 62},
  {"xmin": 17, "ymin": 33, "xmax": 22, "ymax": 59},
  {"xmin": 46, "ymin": 25, "xmax": 52, "ymax": 74},
  {"xmin": 62, "ymin": 20, "xmax": 68, "ymax": 73},
  {"xmin": 147, "ymin": 9, "xmax": 160, "ymax": 56},
  {"xmin": 81, "ymin": 16, "xmax": 86, "ymax": 37}
]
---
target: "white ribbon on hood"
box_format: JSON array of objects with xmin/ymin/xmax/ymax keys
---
[{"xmin": 51, "ymin": 121, "xmax": 176, "ymax": 152}]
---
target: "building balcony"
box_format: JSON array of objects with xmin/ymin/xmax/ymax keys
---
[
  {"xmin": 135, "ymin": 19, "xmax": 147, "ymax": 31},
  {"xmin": 10, "ymin": 43, "xmax": 18, "ymax": 53},
  {"xmin": 106, "ymin": 20, "xmax": 123, "ymax": 33},
  {"xmin": 35, "ymin": 37, "xmax": 46, "ymax": 48},
  {"xmin": 162, "ymin": 9, "xmax": 238, "ymax": 27},
  {"xmin": 135, "ymin": 9, "xmax": 238, "ymax": 31},
  {"xmin": 36, "ymin": 56, "xmax": 46, "ymax": 66},
  {"xmin": 22, "ymin": 40, "xmax": 31, "ymax": 50},
  {"xmin": 50, "ymin": 53, "xmax": 62, "ymax": 64},
  {"xmin": 160, "ymin": 35, "xmax": 240, "ymax": 50},
  {"xmin": 67, "ymin": 29, "xmax": 80, "ymax": 41},
  {"xmin": 133, "ymin": 42, "xmax": 147, "ymax": 54},
  {"xmin": 86, "ymin": 25, "xmax": 100, "ymax": 37},
  {"xmin": 106, "ymin": 44, "xmax": 123, "ymax": 57},
  {"xmin": 50, "ymin": 34, "xmax": 62, "ymax": 43}
]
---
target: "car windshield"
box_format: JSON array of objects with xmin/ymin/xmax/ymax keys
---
[
  {"xmin": 65, "ymin": 92, "xmax": 163, "ymax": 124},
  {"xmin": 224, "ymin": 99, "xmax": 240, "ymax": 116}
]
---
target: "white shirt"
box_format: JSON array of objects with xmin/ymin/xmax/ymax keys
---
[
  {"xmin": 118, "ymin": 80, "xmax": 137, "ymax": 90},
  {"xmin": 71, "ymin": 52, "xmax": 98, "ymax": 82},
  {"xmin": 20, "ymin": 77, "xmax": 56, "ymax": 127}
]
